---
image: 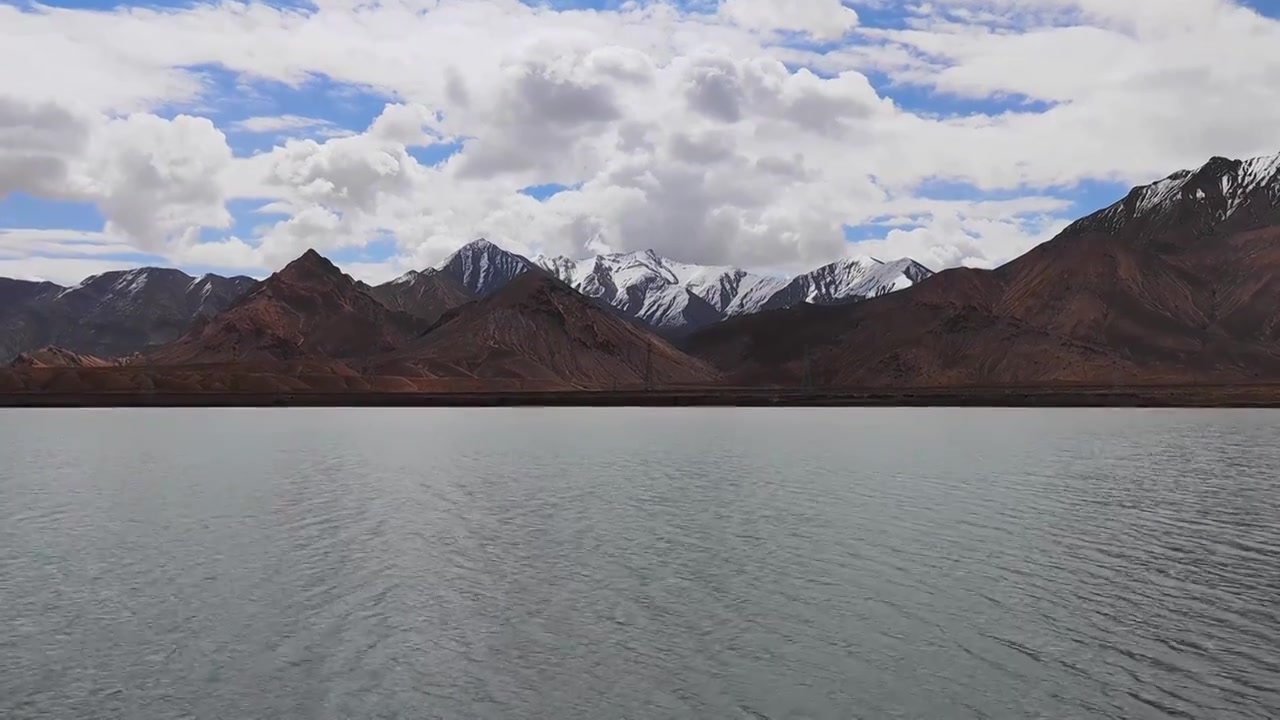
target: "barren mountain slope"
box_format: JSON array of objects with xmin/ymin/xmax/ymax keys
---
[
  {"xmin": 685, "ymin": 153, "xmax": 1280, "ymax": 387},
  {"xmin": 375, "ymin": 272, "xmax": 721, "ymax": 388},
  {"xmin": 363, "ymin": 269, "xmax": 475, "ymax": 322},
  {"xmin": 148, "ymin": 250, "xmax": 429, "ymax": 365}
]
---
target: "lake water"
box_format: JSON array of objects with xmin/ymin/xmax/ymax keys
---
[{"xmin": 1, "ymin": 408, "xmax": 1277, "ymax": 719}]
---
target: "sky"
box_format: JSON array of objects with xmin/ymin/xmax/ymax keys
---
[{"xmin": 3, "ymin": 0, "xmax": 1280, "ymax": 285}]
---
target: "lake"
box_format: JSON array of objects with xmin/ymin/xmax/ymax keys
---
[{"xmin": 1, "ymin": 408, "xmax": 1277, "ymax": 719}]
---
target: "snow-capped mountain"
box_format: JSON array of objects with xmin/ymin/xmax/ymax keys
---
[
  {"xmin": 535, "ymin": 250, "xmax": 734, "ymax": 330},
  {"xmin": 0, "ymin": 238, "xmax": 935, "ymax": 359},
  {"xmin": 1069, "ymin": 152, "xmax": 1280, "ymax": 237},
  {"xmin": 721, "ymin": 273, "xmax": 789, "ymax": 317},
  {"xmin": 673, "ymin": 263, "xmax": 787, "ymax": 317},
  {"xmin": 0, "ymin": 267, "xmax": 256, "ymax": 361},
  {"xmin": 759, "ymin": 257, "xmax": 935, "ymax": 312},
  {"xmin": 437, "ymin": 238, "xmax": 537, "ymax": 297},
  {"xmin": 534, "ymin": 248, "xmax": 933, "ymax": 332}
]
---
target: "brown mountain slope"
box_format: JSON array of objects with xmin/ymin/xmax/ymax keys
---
[
  {"xmin": 362, "ymin": 269, "xmax": 475, "ymax": 322},
  {"xmin": 686, "ymin": 152, "xmax": 1280, "ymax": 387},
  {"xmin": 370, "ymin": 272, "xmax": 720, "ymax": 388},
  {"xmin": 147, "ymin": 250, "xmax": 429, "ymax": 365},
  {"xmin": 0, "ymin": 270, "xmax": 255, "ymax": 362},
  {"xmin": 10, "ymin": 346, "xmax": 118, "ymax": 368}
]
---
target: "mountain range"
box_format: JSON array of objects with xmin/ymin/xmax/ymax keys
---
[
  {"xmin": 438, "ymin": 239, "xmax": 934, "ymax": 333},
  {"xmin": 3, "ymin": 149, "xmax": 1280, "ymax": 396},
  {"xmin": 0, "ymin": 269, "xmax": 256, "ymax": 362},
  {"xmin": 0, "ymin": 242, "xmax": 932, "ymax": 362},
  {"xmin": 0, "ymin": 248, "xmax": 720, "ymax": 393}
]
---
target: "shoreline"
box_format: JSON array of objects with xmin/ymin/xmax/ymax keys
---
[{"xmin": 4, "ymin": 385, "xmax": 1280, "ymax": 408}]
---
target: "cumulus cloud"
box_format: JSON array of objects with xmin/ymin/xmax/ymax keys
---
[
  {"xmin": 0, "ymin": 97, "xmax": 92, "ymax": 199},
  {"xmin": 0, "ymin": 0, "xmax": 1278, "ymax": 283},
  {"xmin": 1, "ymin": 97, "xmax": 235, "ymax": 254},
  {"xmin": 452, "ymin": 47, "xmax": 626, "ymax": 180},
  {"xmin": 86, "ymin": 113, "xmax": 234, "ymax": 251}
]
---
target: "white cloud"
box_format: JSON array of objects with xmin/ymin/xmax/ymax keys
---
[
  {"xmin": 86, "ymin": 113, "xmax": 235, "ymax": 251},
  {"xmin": 231, "ymin": 114, "xmax": 335, "ymax": 133},
  {"xmin": 0, "ymin": 0, "xmax": 1278, "ymax": 281},
  {"xmin": 848, "ymin": 211, "xmax": 1071, "ymax": 271},
  {"xmin": 0, "ymin": 229, "xmax": 138, "ymax": 259},
  {"xmin": 0, "ymin": 97, "xmax": 92, "ymax": 200},
  {"xmin": 1, "ymin": 98, "xmax": 236, "ymax": 257},
  {"xmin": 720, "ymin": 0, "xmax": 859, "ymax": 41}
]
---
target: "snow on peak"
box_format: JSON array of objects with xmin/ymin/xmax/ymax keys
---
[
  {"xmin": 533, "ymin": 249, "xmax": 771, "ymax": 330},
  {"xmin": 391, "ymin": 270, "xmax": 422, "ymax": 285},
  {"xmin": 186, "ymin": 272, "xmax": 229, "ymax": 294},
  {"xmin": 1075, "ymin": 151, "xmax": 1280, "ymax": 234},
  {"xmin": 111, "ymin": 268, "xmax": 147, "ymax": 294},
  {"xmin": 57, "ymin": 273, "xmax": 101, "ymax": 298},
  {"xmin": 185, "ymin": 273, "xmax": 219, "ymax": 301},
  {"xmin": 438, "ymin": 238, "xmax": 535, "ymax": 296},
  {"xmin": 759, "ymin": 256, "xmax": 934, "ymax": 312},
  {"xmin": 598, "ymin": 249, "xmax": 681, "ymax": 287},
  {"xmin": 1239, "ymin": 152, "xmax": 1280, "ymax": 196},
  {"xmin": 529, "ymin": 247, "xmax": 928, "ymax": 329}
]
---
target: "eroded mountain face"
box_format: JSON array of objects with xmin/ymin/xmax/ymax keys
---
[{"xmin": 0, "ymin": 269, "xmax": 256, "ymax": 363}]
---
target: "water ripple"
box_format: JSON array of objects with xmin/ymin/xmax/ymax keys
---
[{"xmin": 0, "ymin": 407, "xmax": 1277, "ymax": 719}]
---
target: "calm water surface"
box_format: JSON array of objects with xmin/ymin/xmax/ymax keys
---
[{"xmin": 1, "ymin": 408, "xmax": 1278, "ymax": 719}]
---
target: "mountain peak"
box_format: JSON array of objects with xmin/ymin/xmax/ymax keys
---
[
  {"xmin": 1068, "ymin": 150, "xmax": 1280, "ymax": 238},
  {"xmin": 632, "ymin": 248, "xmax": 662, "ymax": 261},
  {"xmin": 527, "ymin": 247, "xmax": 930, "ymax": 330},
  {"xmin": 759, "ymin": 255, "xmax": 934, "ymax": 312},
  {"xmin": 150, "ymin": 250, "xmax": 427, "ymax": 365},
  {"xmin": 277, "ymin": 249, "xmax": 344, "ymax": 283},
  {"xmin": 451, "ymin": 238, "xmax": 497, "ymax": 255},
  {"xmin": 295, "ymin": 248, "xmax": 329, "ymax": 265},
  {"xmin": 438, "ymin": 238, "xmax": 536, "ymax": 297},
  {"xmin": 399, "ymin": 269, "xmax": 720, "ymax": 388}
]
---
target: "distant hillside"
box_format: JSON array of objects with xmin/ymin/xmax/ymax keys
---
[{"xmin": 686, "ymin": 152, "xmax": 1280, "ymax": 387}]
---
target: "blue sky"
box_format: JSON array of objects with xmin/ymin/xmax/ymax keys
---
[{"xmin": 3, "ymin": 0, "xmax": 1279, "ymax": 283}]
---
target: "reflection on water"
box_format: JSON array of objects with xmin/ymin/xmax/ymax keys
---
[{"xmin": 1, "ymin": 408, "xmax": 1277, "ymax": 719}]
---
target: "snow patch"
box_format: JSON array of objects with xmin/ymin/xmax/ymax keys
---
[
  {"xmin": 1084, "ymin": 151, "xmax": 1280, "ymax": 233},
  {"xmin": 56, "ymin": 273, "xmax": 101, "ymax": 298},
  {"xmin": 112, "ymin": 268, "xmax": 149, "ymax": 296},
  {"xmin": 439, "ymin": 238, "xmax": 534, "ymax": 296}
]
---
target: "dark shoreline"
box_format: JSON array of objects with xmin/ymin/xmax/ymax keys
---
[{"xmin": 4, "ymin": 385, "xmax": 1280, "ymax": 408}]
